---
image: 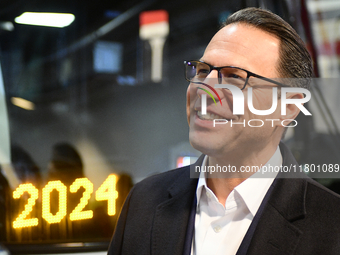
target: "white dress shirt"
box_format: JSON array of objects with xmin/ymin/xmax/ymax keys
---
[{"xmin": 191, "ymin": 147, "xmax": 282, "ymax": 255}]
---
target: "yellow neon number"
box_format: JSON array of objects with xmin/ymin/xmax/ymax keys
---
[
  {"xmin": 95, "ymin": 174, "xmax": 118, "ymax": 216},
  {"xmin": 42, "ymin": 181, "xmax": 67, "ymax": 224},
  {"xmin": 69, "ymin": 178, "xmax": 94, "ymax": 221},
  {"xmin": 12, "ymin": 183, "xmax": 39, "ymax": 229}
]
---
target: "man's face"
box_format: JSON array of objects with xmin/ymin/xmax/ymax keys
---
[{"xmin": 186, "ymin": 23, "xmax": 283, "ymax": 159}]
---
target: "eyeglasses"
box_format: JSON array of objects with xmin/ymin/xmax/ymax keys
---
[{"xmin": 184, "ymin": 60, "xmax": 288, "ymax": 90}]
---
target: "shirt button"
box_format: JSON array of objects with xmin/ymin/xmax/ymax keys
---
[
  {"xmin": 206, "ymin": 192, "xmax": 212, "ymax": 198},
  {"xmin": 213, "ymin": 226, "xmax": 221, "ymax": 233}
]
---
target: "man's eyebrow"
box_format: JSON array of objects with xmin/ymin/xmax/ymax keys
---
[{"xmin": 198, "ymin": 60, "xmax": 250, "ymax": 71}]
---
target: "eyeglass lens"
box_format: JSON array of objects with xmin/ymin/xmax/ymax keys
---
[{"xmin": 185, "ymin": 61, "xmax": 247, "ymax": 89}]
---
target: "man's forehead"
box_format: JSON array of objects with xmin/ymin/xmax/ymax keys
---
[
  {"xmin": 214, "ymin": 23, "xmax": 279, "ymax": 41},
  {"xmin": 202, "ymin": 23, "xmax": 281, "ymax": 77}
]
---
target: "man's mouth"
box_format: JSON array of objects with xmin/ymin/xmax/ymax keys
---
[{"xmin": 196, "ymin": 110, "xmax": 229, "ymax": 121}]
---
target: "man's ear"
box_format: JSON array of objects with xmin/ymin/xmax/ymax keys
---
[{"xmin": 279, "ymin": 92, "xmax": 304, "ymax": 125}]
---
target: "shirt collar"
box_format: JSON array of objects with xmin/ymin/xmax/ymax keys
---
[
  {"xmin": 196, "ymin": 155, "xmax": 209, "ymax": 207},
  {"xmin": 196, "ymin": 146, "xmax": 282, "ymax": 216}
]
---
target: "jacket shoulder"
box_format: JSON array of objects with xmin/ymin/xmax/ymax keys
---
[
  {"xmin": 127, "ymin": 165, "xmax": 193, "ymax": 208},
  {"xmin": 109, "ymin": 165, "xmax": 197, "ymax": 255}
]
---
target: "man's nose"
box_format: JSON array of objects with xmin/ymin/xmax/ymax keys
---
[
  {"xmin": 196, "ymin": 86, "xmax": 206, "ymax": 98},
  {"xmin": 204, "ymin": 69, "xmax": 222, "ymax": 84},
  {"xmin": 206, "ymin": 70, "xmax": 219, "ymax": 80}
]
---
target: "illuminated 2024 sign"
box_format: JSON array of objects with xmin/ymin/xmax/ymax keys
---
[{"xmin": 12, "ymin": 174, "xmax": 118, "ymax": 229}]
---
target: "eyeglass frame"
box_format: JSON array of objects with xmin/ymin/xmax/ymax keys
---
[{"xmin": 184, "ymin": 60, "xmax": 289, "ymax": 90}]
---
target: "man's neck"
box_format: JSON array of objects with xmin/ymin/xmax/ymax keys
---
[
  {"xmin": 206, "ymin": 143, "xmax": 279, "ymax": 205},
  {"xmin": 206, "ymin": 177, "xmax": 247, "ymax": 205}
]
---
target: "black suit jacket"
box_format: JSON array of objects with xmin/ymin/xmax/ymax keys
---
[{"xmin": 108, "ymin": 143, "xmax": 340, "ymax": 254}]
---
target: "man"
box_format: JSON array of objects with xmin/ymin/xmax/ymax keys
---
[{"xmin": 108, "ymin": 7, "xmax": 340, "ymax": 255}]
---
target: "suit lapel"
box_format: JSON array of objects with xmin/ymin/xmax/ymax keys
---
[
  {"xmin": 245, "ymin": 179, "xmax": 306, "ymax": 254},
  {"xmin": 151, "ymin": 157, "xmax": 202, "ymax": 255},
  {"xmin": 244, "ymin": 143, "xmax": 308, "ymax": 254}
]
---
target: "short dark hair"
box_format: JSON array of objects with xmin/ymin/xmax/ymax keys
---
[{"xmin": 223, "ymin": 7, "xmax": 313, "ymax": 89}]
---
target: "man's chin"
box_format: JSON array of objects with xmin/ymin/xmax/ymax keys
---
[{"xmin": 189, "ymin": 137, "xmax": 217, "ymax": 157}]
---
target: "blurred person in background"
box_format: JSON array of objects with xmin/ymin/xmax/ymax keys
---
[
  {"xmin": 47, "ymin": 142, "xmax": 84, "ymax": 185},
  {"xmin": 11, "ymin": 145, "xmax": 42, "ymax": 187},
  {"xmin": 46, "ymin": 142, "xmax": 85, "ymax": 239}
]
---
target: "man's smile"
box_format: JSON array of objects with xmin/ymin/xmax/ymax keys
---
[{"xmin": 196, "ymin": 110, "xmax": 230, "ymax": 121}]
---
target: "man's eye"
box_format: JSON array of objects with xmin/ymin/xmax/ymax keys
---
[
  {"xmin": 197, "ymin": 69, "xmax": 209, "ymax": 75},
  {"xmin": 226, "ymin": 73, "xmax": 242, "ymax": 79}
]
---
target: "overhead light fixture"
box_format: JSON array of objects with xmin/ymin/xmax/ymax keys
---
[
  {"xmin": 11, "ymin": 97, "xmax": 35, "ymax": 110},
  {"xmin": 15, "ymin": 12, "xmax": 75, "ymax": 28}
]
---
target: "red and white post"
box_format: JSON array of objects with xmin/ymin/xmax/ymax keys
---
[{"xmin": 139, "ymin": 10, "xmax": 169, "ymax": 83}]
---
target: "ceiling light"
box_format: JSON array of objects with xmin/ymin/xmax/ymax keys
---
[
  {"xmin": 15, "ymin": 12, "xmax": 75, "ymax": 28},
  {"xmin": 11, "ymin": 97, "xmax": 35, "ymax": 110}
]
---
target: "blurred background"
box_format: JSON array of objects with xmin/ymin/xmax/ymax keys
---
[{"xmin": 0, "ymin": 0, "xmax": 339, "ymax": 253}]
